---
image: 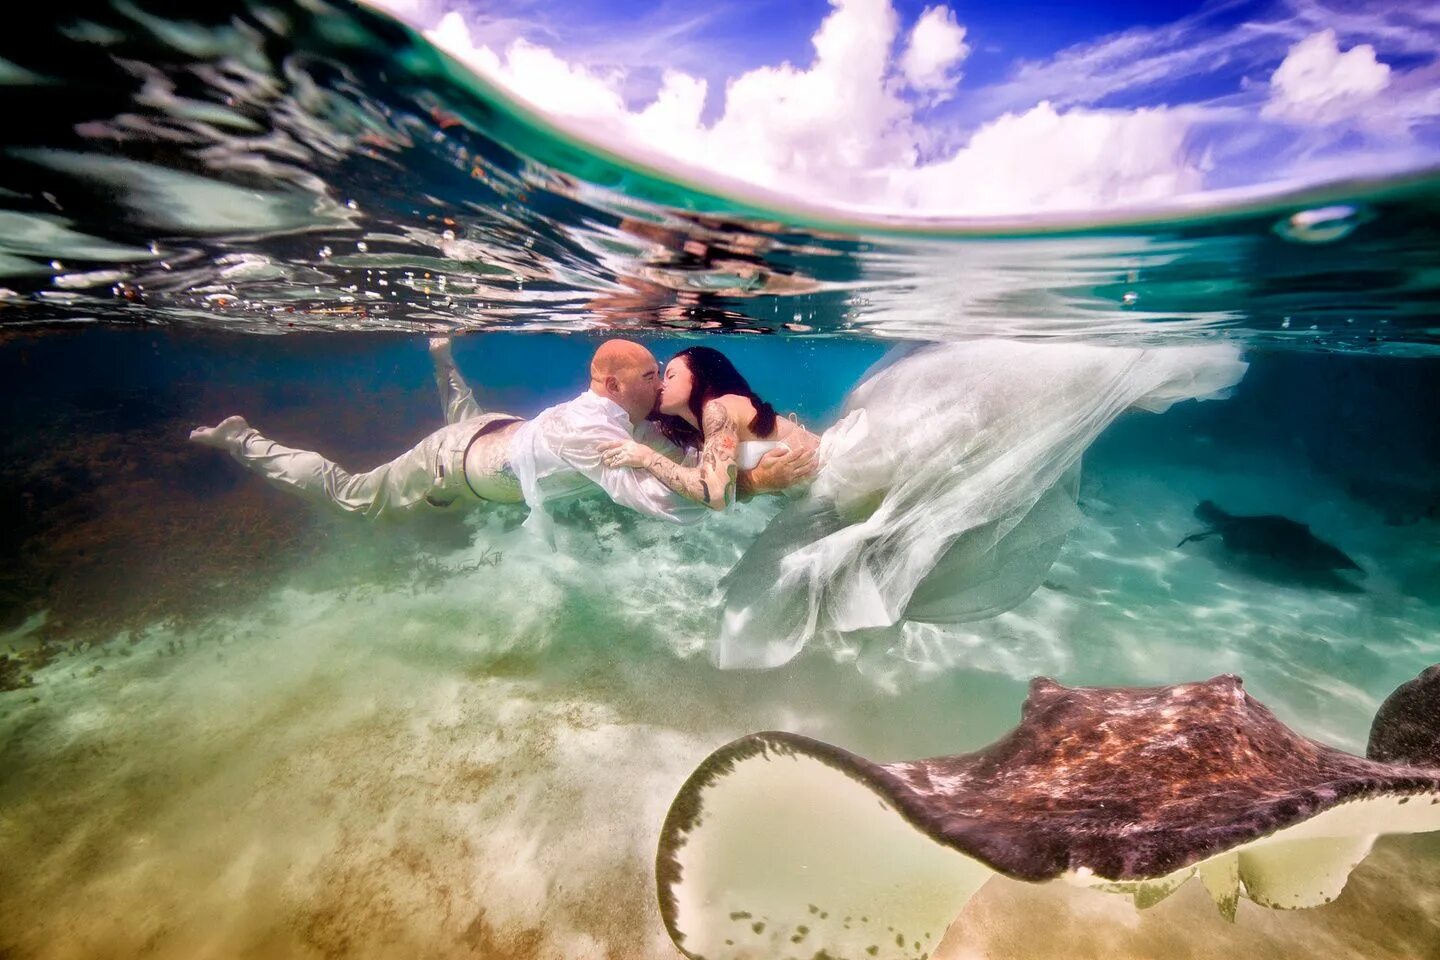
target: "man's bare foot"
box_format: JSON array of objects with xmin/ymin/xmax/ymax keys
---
[{"xmin": 190, "ymin": 415, "xmax": 250, "ymax": 450}]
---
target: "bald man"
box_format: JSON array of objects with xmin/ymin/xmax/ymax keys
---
[{"xmin": 190, "ymin": 337, "xmax": 811, "ymax": 524}]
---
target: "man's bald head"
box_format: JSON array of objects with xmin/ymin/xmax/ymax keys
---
[
  {"xmin": 591, "ymin": 339, "xmax": 654, "ymax": 379},
  {"xmin": 589, "ymin": 339, "xmax": 661, "ymax": 424}
]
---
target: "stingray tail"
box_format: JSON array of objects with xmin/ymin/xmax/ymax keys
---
[
  {"xmin": 1367, "ymin": 664, "xmax": 1440, "ymax": 765},
  {"xmin": 1176, "ymin": 531, "xmax": 1216, "ymax": 549}
]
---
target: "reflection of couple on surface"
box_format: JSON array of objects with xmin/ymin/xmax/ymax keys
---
[{"xmin": 193, "ymin": 337, "xmax": 1248, "ymax": 670}]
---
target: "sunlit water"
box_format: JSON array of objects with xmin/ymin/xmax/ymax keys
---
[{"xmin": 2, "ymin": 2, "xmax": 1440, "ymax": 959}]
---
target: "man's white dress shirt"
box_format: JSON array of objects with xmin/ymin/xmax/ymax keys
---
[{"xmin": 508, "ymin": 391, "xmax": 706, "ymax": 530}]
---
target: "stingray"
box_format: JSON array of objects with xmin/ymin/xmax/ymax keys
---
[
  {"xmin": 1176, "ymin": 500, "xmax": 1363, "ymax": 580},
  {"xmin": 656, "ymin": 665, "xmax": 1440, "ymax": 960}
]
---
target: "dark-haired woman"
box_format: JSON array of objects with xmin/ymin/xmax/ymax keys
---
[{"xmin": 598, "ymin": 346, "xmax": 820, "ymax": 511}]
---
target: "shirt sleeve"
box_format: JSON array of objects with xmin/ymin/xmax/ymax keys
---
[{"xmin": 552, "ymin": 410, "xmax": 709, "ymax": 525}]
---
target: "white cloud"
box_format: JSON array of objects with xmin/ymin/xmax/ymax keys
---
[
  {"xmin": 429, "ymin": 12, "xmax": 628, "ymax": 122},
  {"xmin": 959, "ymin": 2, "xmax": 1436, "ymax": 133},
  {"xmin": 427, "ymin": 0, "xmax": 918, "ymax": 202},
  {"xmin": 377, "ymin": 0, "xmax": 1425, "ymax": 217},
  {"xmin": 973, "ymin": 10, "xmax": 1247, "ymax": 123},
  {"xmin": 367, "ymin": 0, "xmax": 430, "ymax": 20},
  {"xmin": 1263, "ymin": 29, "xmax": 1390, "ymax": 124},
  {"xmin": 628, "ymin": 70, "xmax": 709, "ymax": 154},
  {"xmin": 697, "ymin": 0, "xmax": 913, "ymax": 196},
  {"xmin": 899, "ymin": 6, "xmax": 970, "ymax": 99},
  {"xmin": 886, "ymin": 102, "xmax": 1204, "ymax": 215},
  {"xmin": 415, "ymin": 0, "xmax": 1204, "ymax": 216},
  {"xmin": 1277, "ymin": 0, "xmax": 1440, "ymax": 59}
]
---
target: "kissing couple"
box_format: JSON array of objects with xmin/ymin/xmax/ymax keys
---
[{"xmin": 193, "ymin": 336, "xmax": 1248, "ymax": 668}]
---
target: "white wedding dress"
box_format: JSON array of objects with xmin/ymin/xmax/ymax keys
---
[{"xmin": 713, "ymin": 339, "xmax": 1248, "ymax": 670}]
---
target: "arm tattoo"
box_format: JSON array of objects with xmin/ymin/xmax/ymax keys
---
[{"xmin": 640, "ymin": 399, "xmax": 739, "ymax": 510}]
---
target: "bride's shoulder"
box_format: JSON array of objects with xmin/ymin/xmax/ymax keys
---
[{"xmin": 706, "ymin": 394, "xmax": 754, "ymax": 423}]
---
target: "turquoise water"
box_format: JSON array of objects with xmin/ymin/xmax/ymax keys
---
[{"xmin": 2, "ymin": 2, "xmax": 1439, "ymax": 959}]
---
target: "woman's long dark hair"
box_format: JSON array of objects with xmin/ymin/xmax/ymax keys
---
[{"xmin": 654, "ymin": 346, "xmax": 777, "ymax": 450}]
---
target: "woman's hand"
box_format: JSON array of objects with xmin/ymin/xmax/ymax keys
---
[{"xmin": 598, "ymin": 439, "xmax": 654, "ymax": 470}]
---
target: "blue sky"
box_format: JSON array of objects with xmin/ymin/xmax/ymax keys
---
[{"xmin": 368, "ymin": 0, "xmax": 1440, "ymax": 215}]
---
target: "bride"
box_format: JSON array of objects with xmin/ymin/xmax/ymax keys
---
[{"xmin": 600, "ymin": 339, "xmax": 1247, "ymax": 669}]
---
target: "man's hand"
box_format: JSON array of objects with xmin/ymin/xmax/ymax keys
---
[
  {"xmin": 738, "ymin": 436, "xmax": 819, "ymax": 498},
  {"xmin": 598, "ymin": 438, "xmax": 655, "ymax": 470}
]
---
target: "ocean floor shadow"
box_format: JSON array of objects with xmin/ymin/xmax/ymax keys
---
[{"xmin": 1192, "ymin": 545, "xmax": 1368, "ymax": 593}]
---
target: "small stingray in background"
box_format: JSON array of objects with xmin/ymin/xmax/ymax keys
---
[
  {"xmin": 656, "ymin": 666, "xmax": 1440, "ymax": 960},
  {"xmin": 1176, "ymin": 500, "xmax": 1365, "ymax": 590}
]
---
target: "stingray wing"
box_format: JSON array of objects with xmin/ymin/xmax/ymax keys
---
[
  {"xmin": 657, "ymin": 733, "xmax": 993, "ymax": 960},
  {"xmin": 658, "ymin": 725, "xmax": 1440, "ymax": 959},
  {"xmin": 1071, "ymin": 794, "xmax": 1438, "ymax": 916}
]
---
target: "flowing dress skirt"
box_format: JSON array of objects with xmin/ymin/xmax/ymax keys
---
[{"xmin": 713, "ymin": 339, "xmax": 1249, "ymax": 669}]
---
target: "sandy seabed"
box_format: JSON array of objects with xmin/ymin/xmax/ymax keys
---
[{"xmin": 2, "ymin": 449, "xmax": 1438, "ymax": 960}]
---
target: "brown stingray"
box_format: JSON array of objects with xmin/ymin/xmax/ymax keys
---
[{"xmin": 657, "ymin": 666, "xmax": 1440, "ymax": 960}]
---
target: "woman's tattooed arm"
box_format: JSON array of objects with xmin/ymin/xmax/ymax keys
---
[{"xmin": 640, "ymin": 399, "xmax": 739, "ymax": 510}]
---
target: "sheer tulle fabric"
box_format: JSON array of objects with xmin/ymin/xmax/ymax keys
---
[{"xmin": 713, "ymin": 340, "xmax": 1248, "ymax": 670}]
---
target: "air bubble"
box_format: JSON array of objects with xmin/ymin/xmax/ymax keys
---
[
  {"xmin": 1273, "ymin": 204, "xmax": 1369, "ymax": 244},
  {"xmin": 1121, "ymin": 291, "xmax": 1138, "ymax": 306}
]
